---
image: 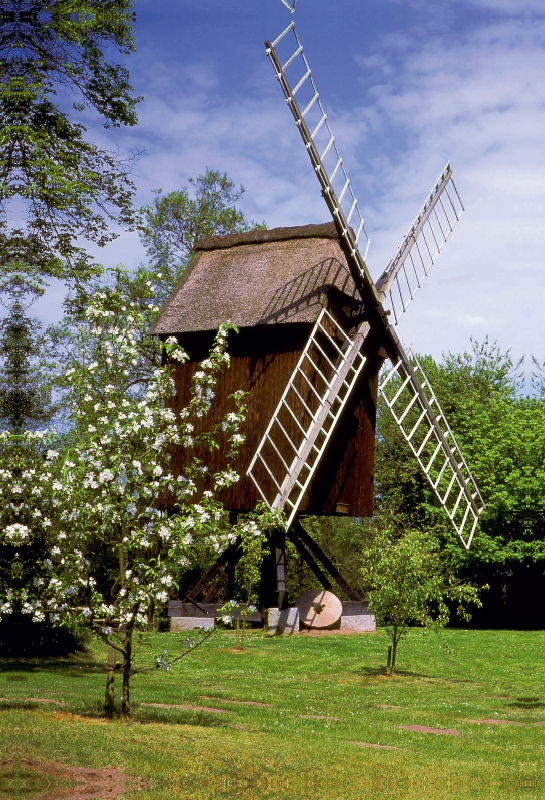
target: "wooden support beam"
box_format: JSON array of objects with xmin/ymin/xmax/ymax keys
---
[
  {"xmin": 203, "ymin": 571, "xmax": 228, "ymax": 604},
  {"xmin": 289, "ymin": 531, "xmax": 332, "ymax": 592},
  {"xmin": 291, "ymin": 521, "xmax": 361, "ymax": 601},
  {"xmin": 274, "ymin": 530, "xmax": 288, "ymax": 610},
  {"xmin": 203, "ymin": 545, "xmax": 244, "ymax": 603},
  {"xmin": 259, "ymin": 529, "xmax": 288, "ymax": 609},
  {"xmin": 186, "ymin": 539, "xmax": 241, "ymax": 601}
]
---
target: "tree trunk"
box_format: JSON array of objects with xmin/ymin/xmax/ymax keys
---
[
  {"xmin": 104, "ymin": 645, "xmax": 117, "ymax": 716},
  {"xmin": 121, "ymin": 635, "xmax": 132, "ymax": 716},
  {"xmin": 391, "ymin": 639, "xmax": 398, "ymax": 673},
  {"xmin": 147, "ymin": 598, "xmax": 155, "ymax": 629},
  {"xmin": 120, "ymin": 616, "xmax": 135, "ymax": 717}
]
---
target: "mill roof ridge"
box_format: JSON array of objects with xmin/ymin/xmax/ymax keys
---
[
  {"xmin": 195, "ymin": 222, "xmax": 341, "ymax": 251},
  {"xmin": 151, "ymin": 222, "xmax": 360, "ymax": 336}
]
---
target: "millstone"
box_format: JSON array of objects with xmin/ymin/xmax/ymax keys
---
[{"xmin": 295, "ymin": 589, "xmax": 342, "ymax": 629}]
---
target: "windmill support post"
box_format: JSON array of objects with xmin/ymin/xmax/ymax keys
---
[{"xmin": 290, "ymin": 520, "xmax": 361, "ymax": 602}]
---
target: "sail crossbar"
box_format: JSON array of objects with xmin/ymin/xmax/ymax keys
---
[{"xmin": 247, "ymin": 308, "xmax": 370, "ymax": 528}]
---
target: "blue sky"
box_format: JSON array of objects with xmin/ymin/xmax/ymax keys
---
[{"xmin": 37, "ymin": 0, "xmax": 545, "ymax": 377}]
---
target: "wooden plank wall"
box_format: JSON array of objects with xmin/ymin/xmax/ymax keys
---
[{"xmin": 166, "ymin": 319, "xmax": 379, "ymax": 517}]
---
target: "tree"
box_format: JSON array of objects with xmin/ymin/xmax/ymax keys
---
[
  {"xmin": 0, "ymin": 271, "xmax": 65, "ymax": 655},
  {"xmin": 0, "ymin": 0, "xmax": 140, "ymax": 281},
  {"xmin": 29, "ymin": 282, "xmax": 249, "ymax": 716},
  {"xmin": 361, "ymin": 528, "xmax": 483, "ymax": 673},
  {"xmin": 49, "ymin": 169, "xmax": 268, "ymax": 411},
  {"xmin": 0, "ymin": 275, "xmax": 55, "ymax": 431},
  {"xmin": 47, "ymin": 266, "xmax": 165, "ymax": 426},
  {"xmin": 139, "ymin": 169, "xmax": 266, "ymax": 305},
  {"xmin": 0, "ymin": 430, "xmax": 58, "ymax": 624},
  {"xmin": 373, "ymin": 339, "xmax": 545, "ymax": 626}
]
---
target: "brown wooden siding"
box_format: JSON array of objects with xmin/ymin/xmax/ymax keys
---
[{"xmin": 167, "ymin": 318, "xmax": 380, "ymax": 518}]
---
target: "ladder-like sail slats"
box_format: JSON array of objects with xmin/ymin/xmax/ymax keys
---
[
  {"xmin": 302, "ymin": 92, "xmax": 319, "ymax": 118},
  {"xmin": 347, "ymin": 197, "xmax": 358, "ymax": 225},
  {"xmin": 320, "ymin": 135, "xmax": 335, "ymax": 162},
  {"xmin": 247, "ymin": 308, "xmax": 370, "ymax": 529},
  {"xmin": 267, "ymin": 421, "xmax": 297, "ymax": 462},
  {"xmin": 292, "ymin": 69, "xmax": 311, "ymax": 96},
  {"xmin": 270, "ymin": 20, "xmax": 295, "ymax": 48},
  {"xmin": 407, "ymin": 407, "xmax": 428, "ymax": 442},
  {"xmin": 282, "ymin": 45, "xmax": 303, "ymax": 71},
  {"xmin": 425, "ymin": 442, "xmax": 444, "ymax": 475},
  {"xmin": 283, "ymin": 397, "xmax": 314, "ymax": 438},
  {"xmin": 329, "ymin": 157, "xmax": 343, "ymax": 184},
  {"xmin": 265, "ymin": 25, "xmax": 376, "ymax": 301},
  {"xmin": 301, "ymin": 352, "xmax": 330, "ymax": 386},
  {"xmin": 389, "ymin": 373, "xmax": 412, "ymax": 407},
  {"xmin": 255, "ymin": 453, "xmax": 282, "ymax": 493},
  {"xmin": 289, "ymin": 382, "xmax": 319, "ymax": 418},
  {"xmin": 311, "ymin": 332, "xmax": 345, "ymax": 365},
  {"xmin": 438, "ymin": 197, "xmax": 455, "ymax": 234},
  {"xmin": 311, "ymin": 113, "xmax": 327, "ymax": 140},
  {"xmin": 433, "ymin": 206, "xmax": 448, "ymax": 241},
  {"xmin": 415, "ymin": 420, "xmax": 436, "ymax": 456},
  {"xmin": 379, "ymin": 344, "xmax": 484, "ymax": 548},
  {"xmin": 375, "ymin": 163, "xmax": 464, "ymax": 324}
]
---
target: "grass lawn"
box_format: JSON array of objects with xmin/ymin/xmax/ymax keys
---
[{"xmin": 1, "ymin": 628, "xmax": 545, "ymax": 799}]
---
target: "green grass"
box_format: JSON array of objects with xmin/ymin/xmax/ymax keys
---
[{"xmin": 1, "ymin": 628, "xmax": 545, "ymax": 799}]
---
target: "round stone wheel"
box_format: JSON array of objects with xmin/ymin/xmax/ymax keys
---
[{"xmin": 296, "ymin": 589, "xmax": 342, "ymax": 630}]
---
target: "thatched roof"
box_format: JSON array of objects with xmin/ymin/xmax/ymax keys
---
[{"xmin": 151, "ymin": 222, "xmax": 359, "ymax": 335}]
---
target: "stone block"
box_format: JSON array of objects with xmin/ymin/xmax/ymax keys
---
[
  {"xmin": 168, "ymin": 601, "xmax": 262, "ymax": 623},
  {"xmin": 340, "ymin": 600, "xmax": 376, "ymax": 632},
  {"xmin": 170, "ymin": 616, "xmax": 215, "ymax": 632},
  {"xmin": 267, "ymin": 607, "xmax": 300, "ymax": 635}
]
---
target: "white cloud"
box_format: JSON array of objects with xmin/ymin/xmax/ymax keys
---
[
  {"xmin": 29, "ymin": 6, "xmax": 545, "ymax": 386},
  {"xmin": 348, "ymin": 16, "xmax": 545, "ymax": 374}
]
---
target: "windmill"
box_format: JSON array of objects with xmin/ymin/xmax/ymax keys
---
[{"xmin": 157, "ymin": 16, "xmax": 484, "ymax": 633}]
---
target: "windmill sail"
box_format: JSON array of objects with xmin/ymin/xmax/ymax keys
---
[
  {"xmin": 265, "ymin": 23, "xmax": 377, "ymax": 305},
  {"xmin": 375, "ymin": 176, "xmax": 483, "ymax": 547},
  {"xmin": 375, "ymin": 164, "xmax": 464, "ymax": 325},
  {"xmin": 247, "ymin": 309, "xmax": 370, "ymax": 528},
  {"xmin": 263, "ymin": 22, "xmax": 484, "ymax": 544},
  {"xmin": 378, "ymin": 337, "xmax": 484, "ymax": 549}
]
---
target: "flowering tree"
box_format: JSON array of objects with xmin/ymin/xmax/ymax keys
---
[
  {"xmin": 0, "ymin": 430, "xmax": 60, "ymax": 622},
  {"xmin": 27, "ymin": 283, "xmax": 247, "ymax": 716}
]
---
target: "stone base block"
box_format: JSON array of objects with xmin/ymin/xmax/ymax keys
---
[
  {"xmin": 168, "ymin": 601, "xmax": 262, "ymax": 623},
  {"xmin": 340, "ymin": 601, "xmax": 376, "ymax": 632},
  {"xmin": 170, "ymin": 616, "xmax": 215, "ymax": 632},
  {"xmin": 267, "ymin": 607, "xmax": 300, "ymax": 635}
]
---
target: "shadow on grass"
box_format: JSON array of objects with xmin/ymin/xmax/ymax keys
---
[
  {"xmin": 354, "ymin": 665, "xmax": 475, "ymax": 683},
  {"xmin": 133, "ymin": 704, "xmax": 228, "ymax": 728},
  {"xmin": 0, "ymin": 658, "xmax": 101, "ymax": 677},
  {"xmin": 0, "ymin": 699, "xmax": 66, "ymax": 711},
  {"xmin": 509, "ymin": 697, "xmax": 545, "ymax": 709},
  {"xmin": 355, "ymin": 665, "xmax": 437, "ymax": 679},
  {"xmin": 0, "ymin": 696, "xmax": 230, "ymax": 729},
  {"xmin": 64, "ymin": 699, "xmax": 229, "ymax": 729}
]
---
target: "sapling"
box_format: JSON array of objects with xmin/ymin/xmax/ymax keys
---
[{"xmin": 361, "ymin": 528, "xmax": 484, "ymax": 674}]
